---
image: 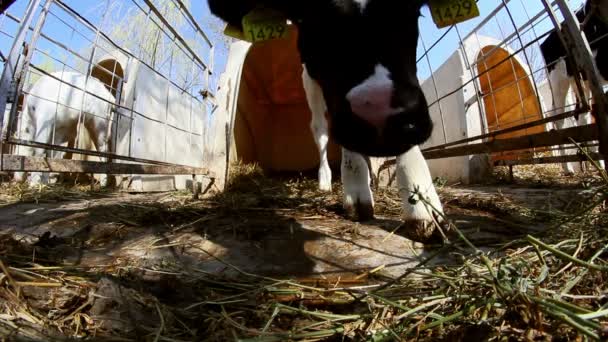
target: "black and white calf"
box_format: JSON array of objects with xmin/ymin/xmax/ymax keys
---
[
  {"xmin": 208, "ymin": 0, "xmax": 444, "ymax": 240},
  {"xmin": 540, "ymin": 0, "xmax": 607, "ymax": 174}
]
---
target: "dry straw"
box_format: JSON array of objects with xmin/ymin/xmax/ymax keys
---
[{"xmin": 0, "ymin": 155, "xmax": 607, "ymax": 341}]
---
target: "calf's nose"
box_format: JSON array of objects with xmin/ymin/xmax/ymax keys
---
[{"xmin": 346, "ymin": 64, "xmax": 403, "ymax": 127}]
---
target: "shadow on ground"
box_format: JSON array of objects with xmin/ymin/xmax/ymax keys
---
[{"xmin": 0, "ymin": 168, "xmax": 595, "ymax": 340}]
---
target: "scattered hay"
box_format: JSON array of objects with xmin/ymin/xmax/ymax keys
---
[
  {"xmin": 491, "ymin": 157, "xmax": 604, "ymax": 189},
  {"xmin": 0, "ymin": 181, "xmax": 108, "ymax": 207},
  {"xmin": 0, "ymin": 162, "xmax": 607, "ymax": 341}
]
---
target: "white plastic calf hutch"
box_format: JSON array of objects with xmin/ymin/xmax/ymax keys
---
[
  {"xmin": 213, "ymin": 28, "xmax": 547, "ymax": 186},
  {"xmin": 73, "ymin": 51, "xmax": 210, "ymax": 192},
  {"xmin": 420, "ymin": 34, "xmax": 548, "ymax": 184},
  {"xmin": 1, "ymin": 0, "xmax": 217, "ymax": 193}
]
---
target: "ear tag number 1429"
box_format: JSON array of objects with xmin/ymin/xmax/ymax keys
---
[
  {"xmin": 242, "ymin": 9, "xmax": 288, "ymax": 43},
  {"xmin": 429, "ymin": 0, "xmax": 480, "ymax": 28}
]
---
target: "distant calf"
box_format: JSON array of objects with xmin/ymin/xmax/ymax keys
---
[
  {"xmin": 13, "ymin": 71, "xmax": 117, "ymax": 186},
  {"xmin": 540, "ymin": 0, "xmax": 607, "ymax": 174}
]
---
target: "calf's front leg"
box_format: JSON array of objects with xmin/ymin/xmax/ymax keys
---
[
  {"xmin": 396, "ymin": 146, "xmax": 446, "ymax": 242},
  {"xmin": 302, "ymin": 65, "xmax": 332, "ymax": 192},
  {"xmin": 341, "ymin": 148, "xmax": 374, "ymax": 221}
]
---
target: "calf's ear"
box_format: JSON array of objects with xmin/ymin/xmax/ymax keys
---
[
  {"xmin": 207, "ymin": 0, "xmax": 253, "ymax": 29},
  {"xmin": 208, "ymin": 0, "xmax": 311, "ymax": 28}
]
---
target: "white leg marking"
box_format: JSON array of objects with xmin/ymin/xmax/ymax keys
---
[
  {"xmin": 302, "ymin": 65, "xmax": 332, "ymax": 192},
  {"xmin": 341, "ymin": 148, "xmax": 374, "ymax": 219},
  {"xmin": 548, "ymin": 62, "xmax": 576, "ymax": 175},
  {"xmin": 30, "ymin": 104, "xmax": 71, "ymax": 187},
  {"xmin": 19, "ymin": 103, "xmax": 49, "ymax": 187},
  {"xmin": 86, "ymin": 117, "xmax": 110, "ymax": 187},
  {"xmin": 578, "ymin": 79, "xmax": 606, "ymax": 171},
  {"xmin": 353, "ymin": 0, "xmax": 370, "ymax": 11},
  {"xmin": 572, "ymin": 79, "xmax": 592, "ymax": 126},
  {"xmin": 13, "ymin": 103, "xmax": 34, "ymax": 183},
  {"xmin": 396, "ymin": 146, "xmax": 443, "ymax": 222}
]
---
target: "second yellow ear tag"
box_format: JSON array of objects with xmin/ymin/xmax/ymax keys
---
[
  {"xmin": 224, "ymin": 24, "xmax": 246, "ymax": 41},
  {"xmin": 241, "ymin": 9, "xmax": 289, "ymax": 43},
  {"xmin": 429, "ymin": 0, "xmax": 480, "ymax": 28}
]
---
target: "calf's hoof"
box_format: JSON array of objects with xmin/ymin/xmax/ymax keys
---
[
  {"xmin": 318, "ymin": 166, "xmax": 332, "ymax": 192},
  {"xmin": 318, "ymin": 182, "xmax": 332, "ymax": 192},
  {"xmin": 400, "ymin": 213, "xmax": 451, "ymax": 244},
  {"xmin": 13, "ymin": 172, "xmax": 25, "ymax": 183},
  {"xmin": 344, "ymin": 200, "xmax": 374, "ymax": 222}
]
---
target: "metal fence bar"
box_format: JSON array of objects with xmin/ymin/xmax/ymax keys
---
[
  {"xmin": 0, "ymin": 0, "xmax": 42, "ymax": 139},
  {"xmin": 74, "ymin": 0, "xmax": 113, "ymax": 154},
  {"xmin": 54, "ymin": 0, "xmax": 211, "ymax": 98},
  {"xmin": 463, "ymin": 0, "xmax": 512, "ymax": 43},
  {"xmin": 468, "ymin": 6, "xmax": 549, "ymax": 70},
  {"xmin": 7, "ymin": 137, "xmax": 202, "ymax": 168},
  {"xmin": 494, "ymin": 153, "xmax": 603, "ymax": 167},
  {"xmin": 423, "ymin": 124, "xmax": 597, "ymax": 160},
  {"xmin": 2, "ymin": 154, "xmax": 213, "ymax": 176},
  {"xmin": 140, "ymin": 0, "xmax": 210, "ymax": 73},
  {"xmin": 423, "ymin": 107, "xmax": 587, "ymax": 152},
  {"xmin": 425, "ymin": 29, "xmax": 551, "ymax": 111},
  {"xmin": 21, "ymin": 64, "xmax": 200, "ymax": 137},
  {"xmin": 419, "ymin": 35, "xmax": 449, "ymax": 144},
  {"xmin": 0, "ymin": 0, "xmax": 219, "ymax": 186},
  {"xmin": 502, "ymin": 0, "xmax": 545, "ymax": 144},
  {"xmin": 542, "ymin": 0, "xmax": 590, "ymax": 112},
  {"xmin": 553, "ymin": 0, "xmax": 608, "ymax": 167},
  {"xmin": 376, "ymin": 0, "xmax": 605, "ymax": 176},
  {"xmin": 171, "ymin": 0, "xmax": 212, "ymax": 47},
  {"xmin": 380, "ymin": 123, "xmax": 600, "ymax": 172},
  {"xmin": 416, "ymin": 26, "xmax": 454, "ymax": 65}
]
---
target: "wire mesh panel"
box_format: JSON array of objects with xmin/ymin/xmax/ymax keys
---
[
  {"xmin": 391, "ymin": 0, "xmax": 607, "ymax": 184},
  {"xmin": 0, "ymin": 0, "xmax": 216, "ymax": 190},
  {"xmin": 0, "ymin": 1, "xmax": 34, "ymax": 152}
]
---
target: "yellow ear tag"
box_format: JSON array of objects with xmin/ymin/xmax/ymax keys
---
[
  {"xmin": 241, "ymin": 8, "xmax": 289, "ymax": 43},
  {"xmin": 224, "ymin": 24, "xmax": 246, "ymax": 41},
  {"xmin": 429, "ymin": 0, "xmax": 480, "ymax": 28}
]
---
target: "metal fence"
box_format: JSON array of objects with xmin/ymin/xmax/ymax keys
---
[
  {"xmin": 0, "ymin": 0, "xmax": 217, "ymax": 190},
  {"xmin": 2, "ymin": 0, "xmax": 606, "ymax": 189},
  {"xmin": 380, "ymin": 0, "xmax": 607, "ymax": 182}
]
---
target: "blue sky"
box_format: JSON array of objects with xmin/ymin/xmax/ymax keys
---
[
  {"xmin": 415, "ymin": 0, "xmax": 585, "ymax": 81},
  {"xmin": 203, "ymin": 0, "xmax": 585, "ymax": 85},
  {"xmin": 0, "ymin": 0, "xmax": 225, "ymax": 90},
  {"xmin": 1, "ymin": 0, "xmax": 586, "ymax": 90},
  {"xmin": 199, "ymin": 0, "xmax": 586, "ymax": 84}
]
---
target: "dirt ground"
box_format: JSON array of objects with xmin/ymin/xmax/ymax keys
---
[{"xmin": 0, "ymin": 164, "xmax": 606, "ymax": 341}]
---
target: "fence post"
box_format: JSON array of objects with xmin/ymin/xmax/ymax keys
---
[
  {"xmin": 5, "ymin": 0, "xmax": 53, "ymax": 149},
  {"xmin": 546, "ymin": 0, "xmax": 608, "ymax": 170},
  {"xmin": 0, "ymin": 0, "xmax": 43, "ymax": 143}
]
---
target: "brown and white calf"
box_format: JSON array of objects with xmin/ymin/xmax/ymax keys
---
[{"xmin": 13, "ymin": 71, "xmax": 117, "ymax": 186}]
